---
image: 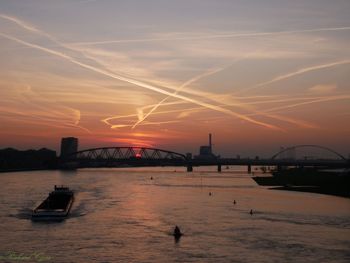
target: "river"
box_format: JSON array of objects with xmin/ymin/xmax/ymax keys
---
[{"xmin": 0, "ymin": 167, "xmax": 349, "ymax": 262}]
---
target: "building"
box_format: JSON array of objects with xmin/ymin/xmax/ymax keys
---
[
  {"xmin": 60, "ymin": 137, "xmax": 78, "ymax": 158},
  {"xmin": 194, "ymin": 133, "xmax": 218, "ymax": 159}
]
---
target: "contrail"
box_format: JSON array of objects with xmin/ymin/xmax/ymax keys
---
[
  {"xmin": 256, "ymin": 112, "xmax": 317, "ymax": 129},
  {"xmin": 69, "ymin": 45, "xmax": 228, "ymax": 101},
  {"xmin": 69, "ymin": 26, "xmax": 350, "ymax": 46},
  {"xmin": 132, "ymin": 65, "xmax": 234, "ymax": 129},
  {"xmin": 0, "ymin": 32, "xmax": 280, "ymax": 130},
  {"xmin": 239, "ymin": 60, "xmax": 350, "ymax": 94},
  {"xmin": 242, "ymin": 94, "xmax": 350, "ymax": 128},
  {"xmin": 104, "ymin": 95, "xmax": 324, "ymax": 130},
  {"xmin": 133, "ymin": 94, "xmax": 289, "ymax": 113},
  {"xmin": 111, "ymin": 120, "xmax": 181, "ymax": 129},
  {"xmin": 259, "ymin": 95, "xmax": 350, "ymax": 113}
]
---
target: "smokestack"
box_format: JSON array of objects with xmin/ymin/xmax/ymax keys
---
[{"xmin": 209, "ymin": 133, "xmax": 212, "ymax": 150}]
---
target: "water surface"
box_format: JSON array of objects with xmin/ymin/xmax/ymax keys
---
[{"xmin": 0, "ymin": 167, "xmax": 349, "ymax": 262}]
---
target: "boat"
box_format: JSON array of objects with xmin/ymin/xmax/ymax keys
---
[{"xmin": 32, "ymin": 185, "xmax": 74, "ymax": 221}]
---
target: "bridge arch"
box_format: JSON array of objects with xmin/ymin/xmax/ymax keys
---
[{"xmin": 270, "ymin": 145, "xmax": 346, "ymax": 160}]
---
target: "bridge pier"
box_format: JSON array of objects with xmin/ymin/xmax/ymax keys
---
[
  {"xmin": 187, "ymin": 164, "xmax": 193, "ymax": 172},
  {"xmin": 248, "ymin": 164, "xmax": 252, "ymax": 174},
  {"xmin": 217, "ymin": 164, "xmax": 222, "ymax": 172},
  {"xmin": 277, "ymin": 165, "xmax": 282, "ymax": 172}
]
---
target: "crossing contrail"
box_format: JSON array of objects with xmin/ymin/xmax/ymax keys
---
[
  {"xmin": 0, "ymin": 32, "xmax": 280, "ymax": 130},
  {"xmin": 131, "ymin": 65, "xmax": 235, "ymax": 129},
  {"xmin": 105, "ymin": 95, "xmax": 328, "ymax": 129},
  {"xmin": 0, "ymin": 13, "xmax": 321, "ymax": 131},
  {"xmin": 0, "ymin": 14, "xmax": 246, "ymax": 114}
]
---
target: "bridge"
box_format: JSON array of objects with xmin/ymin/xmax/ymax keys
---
[{"xmin": 60, "ymin": 145, "xmax": 349, "ymax": 172}]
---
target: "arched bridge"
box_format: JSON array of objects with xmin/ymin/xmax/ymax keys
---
[
  {"xmin": 61, "ymin": 147, "xmax": 187, "ymax": 169},
  {"xmin": 271, "ymin": 145, "xmax": 347, "ymax": 160}
]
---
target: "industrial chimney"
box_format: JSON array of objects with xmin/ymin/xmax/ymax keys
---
[{"xmin": 209, "ymin": 133, "xmax": 212, "ymax": 151}]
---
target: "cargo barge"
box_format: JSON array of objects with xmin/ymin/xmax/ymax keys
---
[{"xmin": 32, "ymin": 185, "xmax": 74, "ymax": 221}]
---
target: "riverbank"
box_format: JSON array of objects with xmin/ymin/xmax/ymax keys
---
[
  {"xmin": 270, "ymin": 185, "xmax": 350, "ymax": 198},
  {"xmin": 253, "ymin": 168, "xmax": 350, "ymax": 198}
]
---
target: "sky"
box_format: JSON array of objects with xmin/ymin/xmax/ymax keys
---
[{"xmin": 0, "ymin": 0, "xmax": 349, "ymax": 157}]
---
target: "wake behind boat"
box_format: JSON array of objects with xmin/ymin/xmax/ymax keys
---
[{"xmin": 32, "ymin": 185, "xmax": 74, "ymax": 221}]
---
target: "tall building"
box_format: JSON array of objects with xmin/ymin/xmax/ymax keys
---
[{"xmin": 60, "ymin": 137, "xmax": 78, "ymax": 158}]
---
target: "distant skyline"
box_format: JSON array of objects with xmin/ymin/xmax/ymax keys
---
[{"xmin": 0, "ymin": 0, "xmax": 349, "ymax": 157}]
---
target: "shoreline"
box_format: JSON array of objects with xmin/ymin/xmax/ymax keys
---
[
  {"xmin": 0, "ymin": 168, "xmax": 55, "ymax": 173},
  {"xmin": 270, "ymin": 185, "xmax": 350, "ymax": 198}
]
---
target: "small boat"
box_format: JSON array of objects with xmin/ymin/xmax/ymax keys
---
[
  {"xmin": 32, "ymin": 185, "xmax": 74, "ymax": 221},
  {"xmin": 173, "ymin": 225, "xmax": 183, "ymax": 240}
]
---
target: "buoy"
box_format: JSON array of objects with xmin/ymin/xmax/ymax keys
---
[{"xmin": 150, "ymin": 177, "xmax": 153, "ymax": 180}]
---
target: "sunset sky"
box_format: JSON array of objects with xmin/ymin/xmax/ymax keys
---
[{"xmin": 0, "ymin": 0, "xmax": 349, "ymax": 157}]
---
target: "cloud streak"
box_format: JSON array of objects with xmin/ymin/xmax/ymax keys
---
[
  {"xmin": 239, "ymin": 60, "xmax": 350, "ymax": 94},
  {"xmin": 260, "ymin": 95, "xmax": 350, "ymax": 113},
  {"xmin": 3, "ymin": 13, "xmax": 346, "ymax": 134},
  {"xmin": 69, "ymin": 26, "xmax": 350, "ymax": 46},
  {"xmin": 0, "ymin": 14, "xmax": 42, "ymax": 33},
  {"xmin": 0, "ymin": 14, "xmax": 253, "ymax": 125},
  {"xmin": 1, "ymin": 13, "xmax": 320, "ymax": 132}
]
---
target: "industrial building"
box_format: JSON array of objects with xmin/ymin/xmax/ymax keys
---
[{"xmin": 194, "ymin": 133, "xmax": 218, "ymax": 159}]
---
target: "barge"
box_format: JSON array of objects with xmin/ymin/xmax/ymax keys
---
[{"xmin": 32, "ymin": 185, "xmax": 74, "ymax": 221}]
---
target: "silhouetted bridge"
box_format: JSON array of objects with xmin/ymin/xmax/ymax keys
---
[{"xmin": 60, "ymin": 145, "xmax": 349, "ymax": 172}]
